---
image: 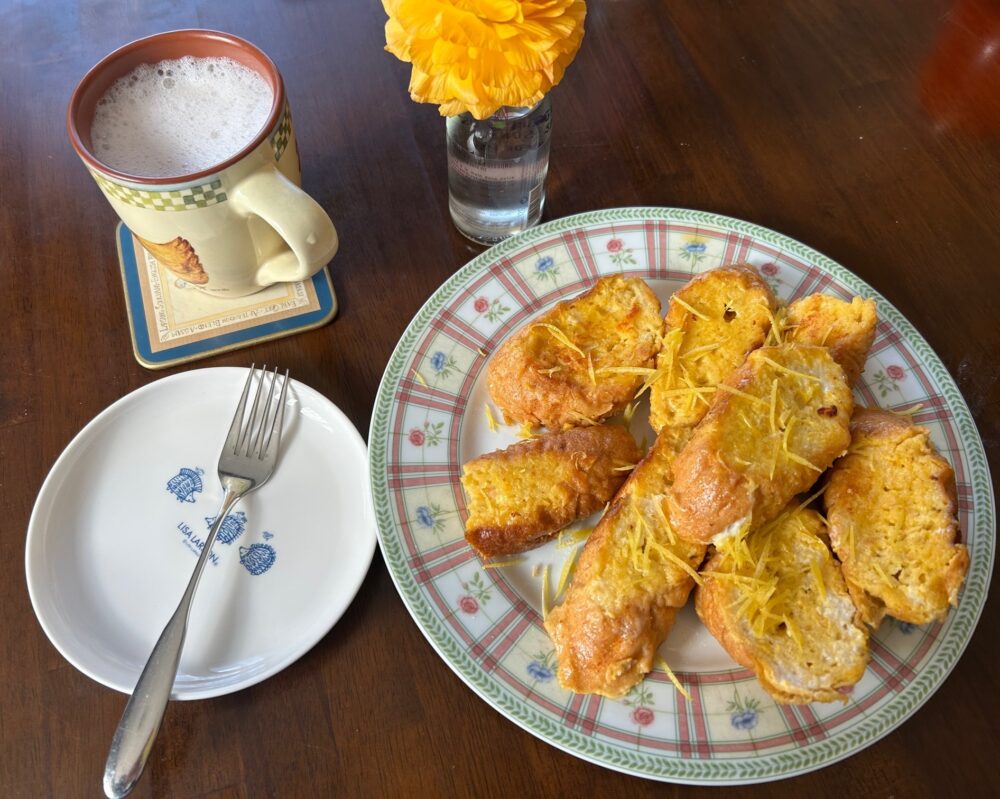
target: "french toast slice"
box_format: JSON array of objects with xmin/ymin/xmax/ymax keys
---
[
  {"xmin": 487, "ymin": 275, "xmax": 662, "ymax": 429},
  {"xmin": 461, "ymin": 424, "xmax": 641, "ymax": 558},
  {"xmin": 824, "ymin": 408, "xmax": 969, "ymax": 626},
  {"xmin": 667, "ymin": 343, "xmax": 853, "ymax": 545},
  {"xmin": 649, "ymin": 264, "xmax": 777, "ymax": 447},
  {"xmin": 544, "ymin": 434, "xmax": 705, "ymax": 698},
  {"xmin": 783, "ymin": 294, "xmax": 877, "ymax": 386},
  {"xmin": 696, "ymin": 505, "xmax": 869, "ymax": 704}
]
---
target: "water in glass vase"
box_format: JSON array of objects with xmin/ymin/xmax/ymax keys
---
[{"xmin": 447, "ymin": 96, "xmax": 552, "ymax": 245}]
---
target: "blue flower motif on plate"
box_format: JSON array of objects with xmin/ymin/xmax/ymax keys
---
[
  {"xmin": 430, "ymin": 352, "xmax": 447, "ymax": 372},
  {"xmin": 533, "ymin": 255, "xmax": 560, "ymax": 282},
  {"xmin": 527, "ymin": 660, "xmax": 554, "ymax": 682},
  {"xmin": 415, "ymin": 506, "xmax": 435, "ymax": 528},
  {"xmin": 726, "ymin": 689, "xmax": 761, "ymax": 731},
  {"xmin": 731, "ymin": 709, "xmax": 758, "ymax": 730}
]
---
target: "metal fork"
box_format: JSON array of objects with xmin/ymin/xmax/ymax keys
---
[{"xmin": 103, "ymin": 366, "xmax": 290, "ymax": 799}]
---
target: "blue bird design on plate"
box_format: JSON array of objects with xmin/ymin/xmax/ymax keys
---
[
  {"xmin": 240, "ymin": 543, "xmax": 276, "ymax": 575},
  {"xmin": 166, "ymin": 467, "xmax": 204, "ymax": 503},
  {"xmin": 205, "ymin": 511, "xmax": 248, "ymax": 545}
]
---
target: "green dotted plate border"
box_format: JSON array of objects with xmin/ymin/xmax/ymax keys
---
[{"xmin": 368, "ymin": 207, "xmax": 995, "ymax": 784}]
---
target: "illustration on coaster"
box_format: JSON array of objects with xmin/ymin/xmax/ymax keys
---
[{"xmin": 136, "ymin": 234, "xmax": 208, "ymax": 285}]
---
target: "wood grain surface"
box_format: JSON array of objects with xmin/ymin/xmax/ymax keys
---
[{"xmin": 1, "ymin": 1, "xmax": 998, "ymax": 796}]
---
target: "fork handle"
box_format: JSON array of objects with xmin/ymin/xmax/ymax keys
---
[{"xmin": 103, "ymin": 485, "xmax": 245, "ymax": 799}]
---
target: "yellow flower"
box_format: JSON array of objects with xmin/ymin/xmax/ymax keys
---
[{"xmin": 383, "ymin": 0, "xmax": 586, "ymax": 119}]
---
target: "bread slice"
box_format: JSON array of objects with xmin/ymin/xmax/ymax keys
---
[
  {"xmin": 461, "ymin": 424, "xmax": 641, "ymax": 558},
  {"xmin": 649, "ymin": 264, "xmax": 777, "ymax": 446},
  {"xmin": 824, "ymin": 407, "xmax": 969, "ymax": 626},
  {"xmin": 544, "ymin": 434, "xmax": 705, "ymax": 698},
  {"xmin": 696, "ymin": 505, "xmax": 869, "ymax": 703},
  {"xmin": 783, "ymin": 294, "xmax": 877, "ymax": 385},
  {"xmin": 667, "ymin": 343, "xmax": 853, "ymax": 545},
  {"xmin": 487, "ymin": 275, "xmax": 662, "ymax": 429}
]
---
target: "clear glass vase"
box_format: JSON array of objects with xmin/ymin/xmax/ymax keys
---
[{"xmin": 446, "ymin": 96, "xmax": 552, "ymax": 245}]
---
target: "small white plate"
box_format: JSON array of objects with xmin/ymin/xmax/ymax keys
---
[{"xmin": 26, "ymin": 367, "xmax": 375, "ymax": 699}]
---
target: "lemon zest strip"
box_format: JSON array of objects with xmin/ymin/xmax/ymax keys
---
[
  {"xmin": 673, "ymin": 295, "xmax": 710, "ymax": 321},
  {"xmin": 532, "ymin": 323, "xmax": 585, "ymax": 358}
]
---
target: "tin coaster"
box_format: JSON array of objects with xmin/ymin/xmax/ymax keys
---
[{"xmin": 115, "ymin": 222, "xmax": 337, "ymax": 369}]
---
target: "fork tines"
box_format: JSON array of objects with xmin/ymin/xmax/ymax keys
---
[{"xmin": 226, "ymin": 365, "xmax": 290, "ymax": 459}]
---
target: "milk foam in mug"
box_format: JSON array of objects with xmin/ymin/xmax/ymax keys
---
[{"xmin": 68, "ymin": 29, "xmax": 338, "ymax": 298}]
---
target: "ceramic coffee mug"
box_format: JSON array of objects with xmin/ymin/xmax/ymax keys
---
[{"xmin": 68, "ymin": 29, "xmax": 338, "ymax": 298}]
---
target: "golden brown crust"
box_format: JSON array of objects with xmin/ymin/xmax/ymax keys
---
[
  {"xmin": 694, "ymin": 556, "xmax": 757, "ymax": 669},
  {"xmin": 783, "ymin": 294, "xmax": 877, "ymax": 386},
  {"xmin": 650, "ymin": 264, "xmax": 777, "ymax": 435},
  {"xmin": 544, "ymin": 434, "xmax": 705, "ymax": 697},
  {"xmin": 695, "ymin": 508, "xmax": 869, "ymax": 704},
  {"xmin": 847, "ymin": 405, "xmax": 915, "ymax": 438},
  {"xmin": 824, "ymin": 407, "xmax": 969, "ymax": 626},
  {"xmin": 461, "ymin": 424, "xmax": 640, "ymax": 558},
  {"xmin": 663, "ymin": 263, "xmax": 776, "ymax": 330},
  {"xmin": 487, "ymin": 276, "xmax": 662, "ymax": 429},
  {"xmin": 667, "ymin": 344, "xmax": 853, "ymax": 545}
]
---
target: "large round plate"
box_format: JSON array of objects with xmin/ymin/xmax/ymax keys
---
[
  {"xmin": 369, "ymin": 208, "xmax": 994, "ymax": 783},
  {"xmin": 27, "ymin": 367, "xmax": 376, "ymax": 699}
]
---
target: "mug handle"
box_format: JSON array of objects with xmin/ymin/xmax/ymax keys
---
[{"xmin": 230, "ymin": 165, "xmax": 338, "ymax": 287}]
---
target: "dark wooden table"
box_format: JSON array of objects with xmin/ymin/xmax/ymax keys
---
[{"xmin": 2, "ymin": 0, "xmax": 998, "ymax": 796}]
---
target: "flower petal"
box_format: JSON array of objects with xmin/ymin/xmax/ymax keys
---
[{"xmin": 383, "ymin": 0, "xmax": 587, "ymax": 118}]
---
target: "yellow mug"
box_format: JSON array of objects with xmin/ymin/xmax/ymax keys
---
[{"xmin": 68, "ymin": 29, "xmax": 338, "ymax": 298}]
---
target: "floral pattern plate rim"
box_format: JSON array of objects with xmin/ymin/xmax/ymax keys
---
[{"xmin": 368, "ymin": 208, "xmax": 994, "ymax": 784}]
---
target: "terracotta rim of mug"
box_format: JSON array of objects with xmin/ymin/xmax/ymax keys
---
[{"xmin": 67, "ymin": 29, "xmax": 285, "ymax": 186}]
